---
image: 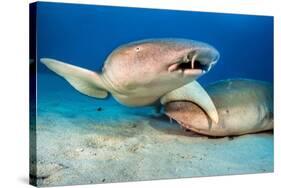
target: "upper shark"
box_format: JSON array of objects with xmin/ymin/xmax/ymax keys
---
[{"xmin": 41, "ymin": 38, "xmax": 220, "ymax": 122}]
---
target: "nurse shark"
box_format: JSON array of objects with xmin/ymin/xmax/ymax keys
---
[{"xmin": 41, "ymin": 38, "xmax": 220, "ymax": 122}]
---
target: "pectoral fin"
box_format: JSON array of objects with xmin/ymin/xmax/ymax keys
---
[
  {"xmin": 40, "ymin": 58, "xmax": 108, "ymax": 98},
  {"xmin": 160, "ymin": 81, "xmax": 219, "ymax": 124}
]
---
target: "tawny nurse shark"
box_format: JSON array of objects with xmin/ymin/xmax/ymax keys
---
[
  {"xmin": 41, "ymin": 38, "xmax": 220, "ymax": 122},
  {"xmin": 164, "ymin": 79, "xmax": 273, "ymax": 136}
]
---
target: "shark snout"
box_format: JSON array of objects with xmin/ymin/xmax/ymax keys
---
[
  {"xmin": 186, "ymin": 47, "xmax": 220, "ymax": 72},
  {"xmin": 168, "ymin": 47, "xmax": 219, "ymax": 75}
]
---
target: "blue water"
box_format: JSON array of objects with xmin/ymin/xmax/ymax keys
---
[
  {"xmin": 36, "ymin": 2, "xmax": 273, "ymax": 86},
  {"xmin": 31, "ymin": 2, "xmax": 274, "ymax": 186}
]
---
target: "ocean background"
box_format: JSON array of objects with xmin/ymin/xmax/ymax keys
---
[
  {"xmin": 30, "ymin": 2, "xmax": 274, "ymax": 187},
  {"xmin": 36, "ymin": 2, "xmax": 273, "ymax": 84}
]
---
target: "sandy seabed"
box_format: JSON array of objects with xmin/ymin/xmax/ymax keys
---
[{"xmin": 30, "ymin": 74, "xmax": 273, "ymax": 187}]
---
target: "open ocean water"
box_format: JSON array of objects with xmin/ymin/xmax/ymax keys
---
[{"xmin": 30, "ymin": 2, "xmax": 273, "ymax": 187}]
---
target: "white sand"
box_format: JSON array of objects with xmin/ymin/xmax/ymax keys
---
[{"xmin": 31, "ymin": 74, "xmax": 273, "ymax": 186}]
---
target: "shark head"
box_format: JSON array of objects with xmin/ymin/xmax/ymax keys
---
[
  {"xmin": 102, "ymin": 38, "xmax": 220, "ymax": 96},
  {"xmin": 40, "ymin": 38, "xmax": 220, "ymax": 115}
]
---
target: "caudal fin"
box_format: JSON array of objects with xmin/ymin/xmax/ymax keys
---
[{"xmin": 40, "ymin": 58, "xmax": 108, "ymax": 99}]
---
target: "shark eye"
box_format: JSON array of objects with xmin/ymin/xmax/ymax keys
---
[{"xmin": 135, "ymin": 47, "xmax": 141, "ymax": 51}]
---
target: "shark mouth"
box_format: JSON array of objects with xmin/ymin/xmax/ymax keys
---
[
  {"xmin": 168, "ymin": 59, "xmax": 211, "ymax": 75},
  {"xmin": 168, "ymin": 50, "xmax": 218, "ymax": 75}
]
